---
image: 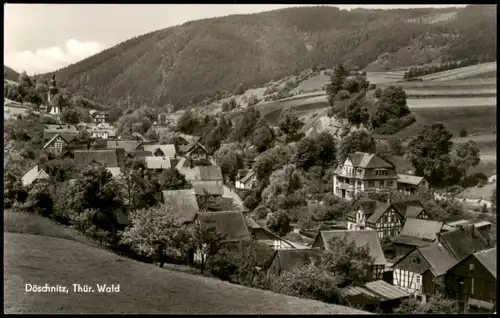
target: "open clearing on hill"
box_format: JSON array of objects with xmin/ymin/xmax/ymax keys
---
[
  {"xmin": 418, "ymin": 62, "xmax": 496, "ymax": 81},
  {"xmin": 4, "ymin": 210, "xmax": 367, "ymax": 314},
  {"xmin": 406, "ymin": 97, "xmax": 495, "ymax": 109}
]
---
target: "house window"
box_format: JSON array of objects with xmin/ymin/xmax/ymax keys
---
[
  {"xmin": 368, "ymin": 181, "xmax": 375, "ymax": 188},
  {"xmin": 379, "ymin": 180, "xmax": 384, "ymax": 187},
  {"xmin": 416, "ymin": 276, "xmax": 420, "ymax": 284},
  {"xmin": 469, "ymin": 263, "xmax": 474, "ymax": 271},
  {"xmin": 387, "ymin": 181, "xmax": 393, "ymax": 186}
]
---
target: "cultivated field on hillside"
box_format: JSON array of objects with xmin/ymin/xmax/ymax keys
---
[
  {"xmin": 4, "ymin": 229, "xmax": 367, "ymax": 314},
  {"xmin": 406, "ymin": 97, "xmax": 496, "ymax": 109},
  {"xmin": 4, "ymin": 106, "xmax": 30, "ymax": 119},
  {"xmin": 417, "ymin": 62, "xmax": 496, "ymax": 81}
]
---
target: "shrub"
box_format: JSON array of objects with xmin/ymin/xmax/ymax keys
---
[
  {"xmin": 374, "ymin": 88, "xmax": 382, "ymax": 98},
  {"xmin": 337, "ymin": 89, "xmax": 351, "ymax": 101},
  {"xmin": 458, "ymin": 128, "xmax": 468, "ymax": 137},
  {"xmin": 369, "ymin": 83, "xmax": 376, "ymax": 90},
  {"xmin": 243, "ymin": 193, "xmax": 259, "ymax": 211},
  {"xmin": 266, "ymin": 210, "xmax": 292, "ymax": 236},
  {"xmin": 247, "ymin": 94, "xmax": 259, "ymax": 107},
  {"xmin": 253, "ymin": 205, "xmax": 271, "ymax": 219}
]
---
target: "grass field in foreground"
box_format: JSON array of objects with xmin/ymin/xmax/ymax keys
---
[{"xmin": 3, "ymin": 211, "xmax": 368, "ymax": 314}]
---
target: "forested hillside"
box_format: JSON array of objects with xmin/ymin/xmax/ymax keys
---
[
  {"xmin": 41, "ymin": 5, "xmax": 496, "ymax": 109},
  {"xmin": 4, "ymin": 65, "xmax": 20, "ymax": 82}
]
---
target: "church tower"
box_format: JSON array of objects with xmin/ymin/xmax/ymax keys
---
[{"xmin": 48, "ymin": 74, "xmax": 60, "ymax": 115}]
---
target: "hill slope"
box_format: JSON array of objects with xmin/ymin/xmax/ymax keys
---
[
  {"xmin": 43, "ymin": 5, "xmax": 496, "ymax": 109},
  {"xmin": 4, "ymin": 232, "xmax": 368, "ymax": 314},
  {"xmin": 4, "ymin": 65, "xmax": 20, "ymax": 82}
]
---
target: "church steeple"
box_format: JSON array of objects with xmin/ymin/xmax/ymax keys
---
[{"xmin": 48, "ymin": 74, "xmax": 61, "ymax": 115}]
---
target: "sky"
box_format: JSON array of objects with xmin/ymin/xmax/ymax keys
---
[{"xmin": 4, "ymin": 4, "xmax": 467, "ymax": 75}]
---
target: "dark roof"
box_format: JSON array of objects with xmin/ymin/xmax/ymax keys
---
[
  {"xmin": 391, "ymin": 200, "xmax": 425, "ymax": 219},
  {"xmin": 418, "ymin": 242, "xmax": 459, "ymax": 276},
  {"xmin": 195, "ymin": 211, "xmax": 251, "ymax": 242},
  {"xmin": 391, "ymin": 236, "xmax": 433, "ymax": 247},
  {"xmin": 197, "ymin": 165, "xmax": 223, "ymax": 181},
  {"xmin": 129, "ymin": 150, "xmax": 153, "ymax": 160},
  {"xmin": 106, "ymin": 140, "xmax": 142, "ymax": 152},
  {"xmin": 366, "ymin": 202, "xmax": 391, "ymax": 223},
  {"xmin": 348, "ymin": 197, "xmax": 378, "ymax": 218},
  {"xmin": 318, "ymin": 230, "xmax": 386, "ymax": 265},
  {"xmin": 73, "ymin": 149, "xmax": 120, "ymax": 167},
  {"xmin": 162, "ymin": 189, "xmax": 199, "ymax": 223},
  {"xmin": 186, "ymin": 141, "xmax": 208, "ymax": 155},
  {"xmin": 275, "ymin": 248, "xmax": 321, "ymax": 272},
  {"xmin": 438, "ymin": 225, "xmax": 491, "ymax": 261},
  {"xmin": 473, "ymin": 247, "xmax": 496, "ymax": 279},
  {"xmin": 347, "ymin": 152, "xmax": 394, "ymax": 169},
  {"xmin": 240, "ymin": 170, "xmax": 256, "ymax": 184},
  {"xmin": 399, "ymin": 218, "xmax": 443, "ymax": 241},
  {"xmin": 192, "ymin": 180, "xmax": 224, "ymax": 196}
]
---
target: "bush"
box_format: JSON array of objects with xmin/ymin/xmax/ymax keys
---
[
  {"xmin": 369, "ymin": 83, "xmax": 376, "ymax": 90},
  {"xmin": 337, "ymin": 89, "xmax": 351, "ymax": 100},
  {"xmin": 458, "ymin": 128, "xmax": 468, "ymax": 137},
  {"xmin": 266, "ymin": 210, "xmax": 292, "ymax": 236},
  {"xmin": 373, "ymin": 114, "xmax": 416, "ymax": 135},
  {"xmin": 253, "ymin": 205, "xmax": 271, "ymax": 219},
  {"xmin": 243, "ymin": 193, "xmax": 259, "ymax": 211},
  {"xmin": 374, "ymin": 88, "xmax": 382, "ymax": 98},
  {"xmin": 247, "ymin": 94, "xmax": 259, "ymax": 107}
]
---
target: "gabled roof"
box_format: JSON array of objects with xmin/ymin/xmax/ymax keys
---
[
  {"xmin": 418, "ymin": 242, "xmax": 459, "ymax": 276},
  {"xmin": 195, "ymin": 211, "xmax": 251, "ymax": 242},
  {"xmin": 186, "ymin": 141, "xmax": 208, "ymax": 155},
  {"xmin": 162, "ymin": 189, "xmax": 199, "ymax": 223},
  {"xmin": 391, "ymin": 200, "xmax": 426, "ymax": 219},
  {"xmin": 366, "ymin": 202, "xmax": 392, "ymax": 224},
  {"xmin": 399, "ymin": 218, "xmax": 443, "ymax": 241},
  {"xmin": 22, "ymin": 166, "xmax": 49, "ymax": 186},
  {"xmin": 397, "ymin": 174, "xmax": 425, "ymax": 186},
  {"xmin": 347, "ymin": 152, "xmax": 394, "ymax": 169},
  {"xmin": 43, "ymin": 133, "xmax": 68, "ymax": 149},
  {"xmin": 197, "ymin": 165, "xmax": 223, "ymax": 181},
  {"xmin": 129, "ymin": 150, "xmax": 153, "ymax": 160},
  {"xmin": 106, "ymin": 140, "xmax": 142, "ymax": 152},
  {"xmin": 316, "ymin": 230, "xmax": 386, "ymax": 265},
  {"xmin": 143, "ymin": 144, "xmax": 177, "ymax": 158},
  {"xmin": 473, "ymin": 247, "xmax": 496, "ymax": 279},
  {"xmin": 274, "ymin": 248, "xmax": 321, "ymax": 272},
  {"xmin": 145, "ymin": 157, "xmax": 171, "ymax": 170},
  {"xmin": 343, "ymin": 280, "xmax": 410, "ymax": 302},
  {"xmin": 240, "ymin": 170, "xmax": 256, "ymax": 184},
  {"xmin": 192, "ymin": 180, "xmax": 224, "ymax": 196},
  {"xmin": 178, "ymin": 133, "xmax": 200, "ymax": 144},
  {"xmin": 73, "ymin": 149, "xmax": 120, "ymax": 167},
  {"xmin": 437, "ymin": 225, "xmax": 491, "ymax": 261},
  {"xmin": 348, "ymin": 197, "xmax": 378, "ymax": 218},
  {"xmin": 391, "ymin": 235, "xmax": 432, "ymax": 247}
]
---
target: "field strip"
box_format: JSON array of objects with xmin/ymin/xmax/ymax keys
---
[
  {"xmin": 418, "ymin": 62, "xmax": 496, "ymax": 81},
  {"xmin": 407, "ymin": 97, "xmax": 496, "ymax": 109},
  {"xmin": 386, "ymin": 78, "xmax": 496, "ymax": 89}
]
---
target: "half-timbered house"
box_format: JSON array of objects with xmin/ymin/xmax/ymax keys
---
[
  {"xmin": 43, "ymin": 133, "xmax": 69, "ymax": 155},
  {"xmin": 445, "ymin": 247, "xmax": 496, "ymax": 313},
  {"xmin": 391, "ymin": 200, "xmax": 432, "ymax": 221},
  {"xmin": 346, "ymin": 198, "xmax": 404, "ymax": 239}
]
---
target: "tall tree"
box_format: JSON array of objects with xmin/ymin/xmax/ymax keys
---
[
  {"xmin": 453, "ymin": 140, "xmax": 481, "ymax": 181},
  {"xmin": 61, "ymin": 108, "xmax": 81, "ymax": 124},
  {"xmin": 338, "ymin": 130, "xmax": 377, "ymax": 162},
  {"xmin": 229, "ymin": 106, "xmax": 261, "ymax": 142},
  {"xmin": 316, "ymin": 132, "xmax": 337, "ymax": 172},
  {"xmin": 293, "ymin": 137, "xmax": 319, "ymax": 170},
  {"xmin": 252, "ymin": 120, "xmax": 275, "ymax": 153},
  {"xmin": 214, "ymin": 144, "xmax": 244, "ymax": 182},
  {"xmin": 407, "ymin": 123, "xmax": 454, "ymax": 185},
  {"xmin": 277, "ymin": 109, "xmax": 304, "ymax": 141}
]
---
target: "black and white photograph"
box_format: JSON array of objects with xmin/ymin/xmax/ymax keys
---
[{"xmin": 4, "ymin": 3, "xmax": 497, "ymax": 314}]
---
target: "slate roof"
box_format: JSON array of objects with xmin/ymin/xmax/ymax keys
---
[
  {"xmin": 397, "ymin": 174, "xmax": 425, "ymax": 186},
  {"xmin": 128, "ymin": 150, "xmax": 153, "ymax": 160},
  {"xmin": 274, "ymin": 248, "xmax": 321, "ymax": 272},
  {"xmin": 391, "ymin": 200, "xmax": 425, "ymax": 219},
  {"xmin": 391, "ymin": 235, "xmax": 433, "ymax": 247},
  {"xmin": 240, "ymin": 170, "xmax": 256, "ymax": 184},
  {"xmin": 22, "ymin": 166, "xmax": 49, "ymax": 186},
  {"xmin": 347, "ymin": 152, "xmax": 394, "ymax": 169},
  {"xmin": 347, "ymin": 198, "xmax": 393, "ymax": 224},
  {"xmin": 142, "ymin": 144, "xmax": 177, "ymax": 158},
  {"xmin": 398, "ymin": 218, "xmax": 443, "ymax": 241},
  {"xmin": 73, "ymin": 150, "xmax": 121, "ymax": 167},
  {"xmin": 186, "ymin": 141, "xmax": 208, "ymax": 155},
  {"xmin": 418, "ymin": 242, "xmax": 459, "ymax": 276},
  {"xmin": 145, "ymin": 157, "xmax": 171, "ymax": 170},
  {"xmin": 162, "ymin": 189, "xmax": 199, "ymax": 223},
  {"xmin": 473, "ymin": 248, "xmax": 496, "ymax": 279},
  {"xmin": 437, "ymin": 225, "xmax": 491, "ymax": 261},
  {"xmin": 197, "ymin": 165, "xmax": 223, "ymax": 181},
  {"xmin": 366, "ymin": 202, "xmax": 392, "ymax": 224},
  {"xmin": 106, "ymin": 140, "xmax": 142, "ymax": 152},
  {"xmin": 192, "ymin": 180, "xmax": 224, "ymax": 196},
  {"xmin": 317, "ymin": 230, "xmax": 386, "ymax": 265},
  {"xmin": 43, "ymin": 124, "xmax": 78, "ymax": 141},
  {"xmin": 195, "ymin": 211, "xmax": 251, "ymax": 242}
]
